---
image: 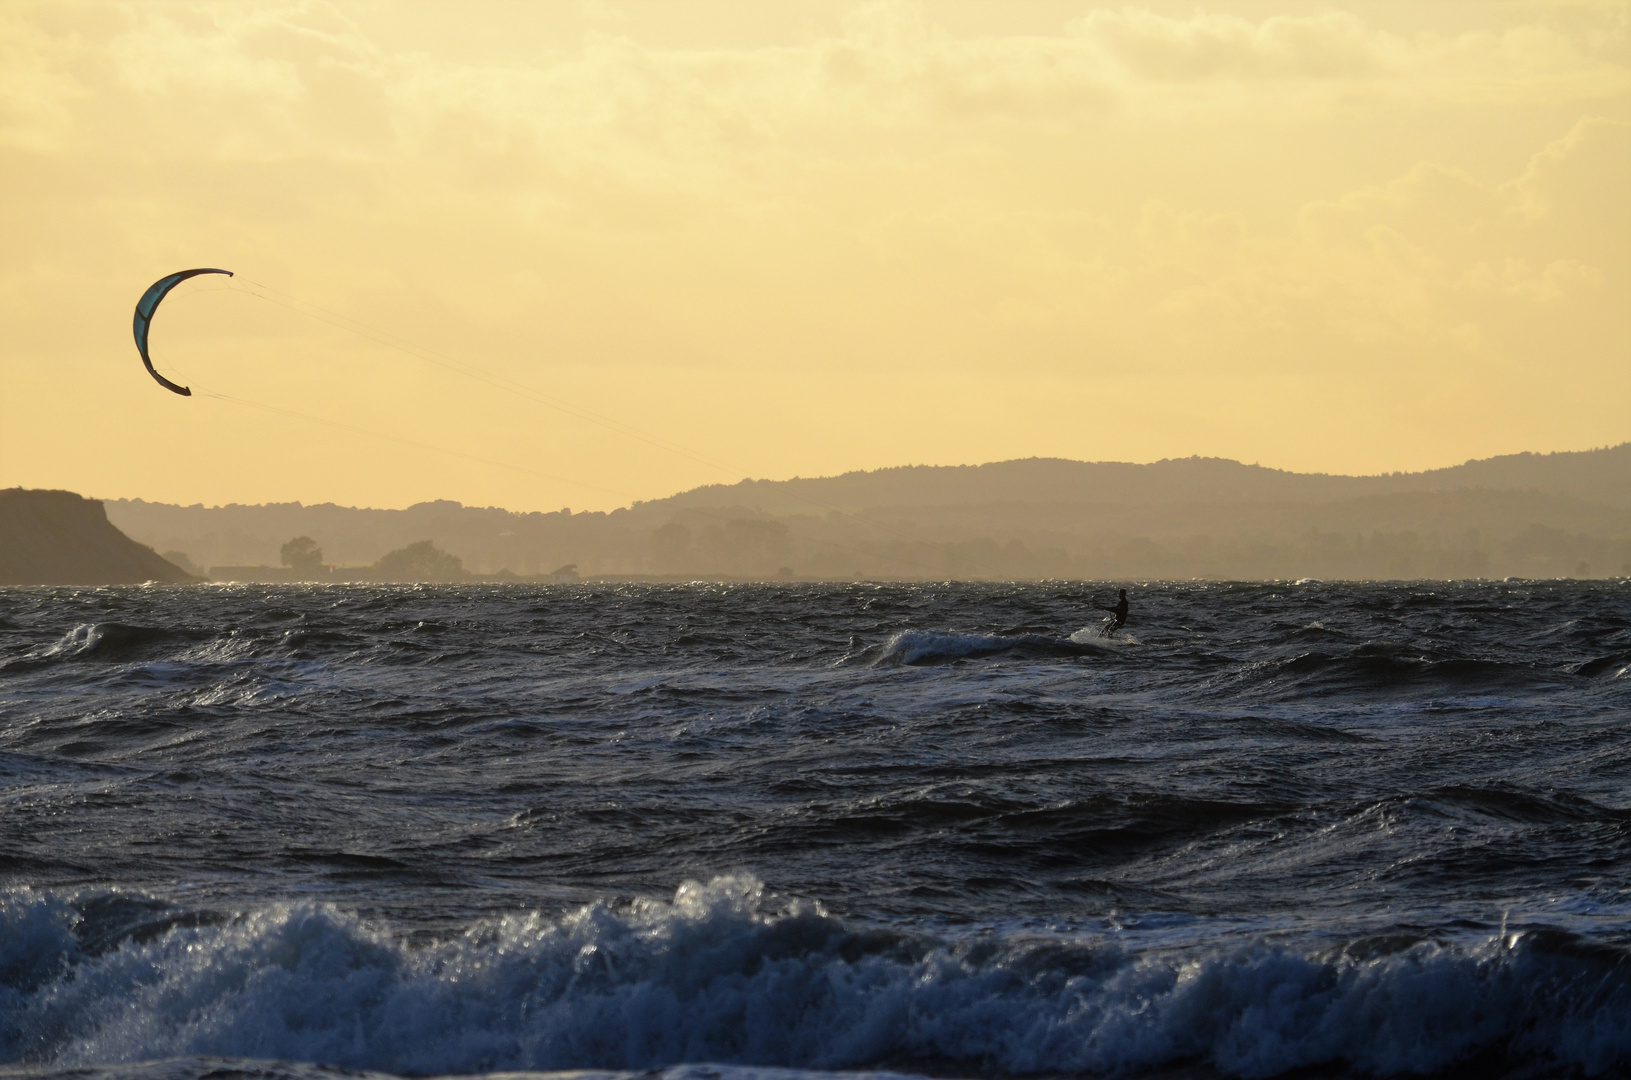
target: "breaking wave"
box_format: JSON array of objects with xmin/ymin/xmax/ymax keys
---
[
  {"xmin": 2, "ymin": 878, "xmax": 1627, "ymax": 1079},
  {"xmin": 846, "ymin": 629, "xmax": 1105, "ymax": 666},
  {"xmin": 2, "ymin": 622, "xmax": 194, "ymax": 670}
]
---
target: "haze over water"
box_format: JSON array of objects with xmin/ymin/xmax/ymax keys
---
[{"xmin": 2, "ymin": 580, "xmax": 1628, "ymax": 1079}]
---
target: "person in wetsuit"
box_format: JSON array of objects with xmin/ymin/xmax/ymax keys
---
[{"xmin": 1100, "ymin": 588, "xmax": 1129, "ymax": 636}]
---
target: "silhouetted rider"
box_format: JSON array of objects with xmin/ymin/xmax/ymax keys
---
[{"xmin": 1100, "ymin": 589, "xmax": 1129, "ymax": 636}]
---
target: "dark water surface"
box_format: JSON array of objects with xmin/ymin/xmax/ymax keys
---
[{"xmin": 1, "ymin": 582, "xmax": 1628, "ymax": 1079}]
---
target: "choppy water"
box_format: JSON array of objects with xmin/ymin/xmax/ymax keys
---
[{"xmin": 1, "ymin": 581, "xmax": 1628, "ymax": 1080}]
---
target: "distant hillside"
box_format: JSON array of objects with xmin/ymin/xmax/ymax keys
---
[
  {"xmin": 105, "ymin": 498, "xmax": 623, "ymax": 578},
  {"xmin": 653, "ymin": 444, "xmax": 1631, "ymax": 513},
  {"xmin": 1, "ymin": 489, "xmax": 195, "ymax": 585},
  {"xmin": 103, "ymin": 445, "xmax": 1631, "ymax": 581}
]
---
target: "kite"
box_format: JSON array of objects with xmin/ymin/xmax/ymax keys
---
[{"xmin": 133, "ymin": 268, "xmax": 233, "ymax": 395}]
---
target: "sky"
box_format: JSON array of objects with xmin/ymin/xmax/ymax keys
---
[{"xmin": 1, "ymin": 0, "xmax": 1628, "ymax": 512}]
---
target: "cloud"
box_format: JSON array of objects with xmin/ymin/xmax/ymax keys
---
[
  {"xmin": 579, "ymin": 0, "xmax": 628, "ymax": 26},
  {"xmin": 1070, "ymin": 8, "xmax": 1387, "ymax": 81},
  {"xmin": 1064, "ymin": 5, "xmax": 1631, "ymax": 113},
  {"xmin": 0, "ymin": 7, "xmax": 91, "ymax": 152},
  {"xmin": 4, "ymin": 1, "xmax": 1626, "ymax": 174},
  {"xmin": 862, "ymin": 115, "xmax": 1631, "ymax": 376},
  {"xmin": 1299, "ymin": 116, "xmax": 1629, "ymax": 282},
  {"xmin": 1196, "ymin": 117, "xmax": 1631, "ymax": 357}
]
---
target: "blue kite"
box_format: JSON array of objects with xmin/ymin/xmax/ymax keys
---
[{"xmin": 133, "ymin": 268, "xmax": 233, "ymax": 395}]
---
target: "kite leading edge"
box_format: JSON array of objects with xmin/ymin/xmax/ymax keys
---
[{"xmin": 133, "ymin": 268, "xmax": 233, "ymax": 396}]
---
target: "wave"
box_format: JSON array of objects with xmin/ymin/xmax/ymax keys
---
[
  {"xmin": 1219, "ymin": 644, "xmax": 1554, "ymax": 699},
  {"xmin": 2, "ymin": 878, "xmax": 1627, "ymax": 1079},
  {"xmin": 0, "ymin": 1062, "xmax": 941, "ymax": 1080},
  {"xmin": 846, "ymin": 630, "xmax": 1109, "ymax": 667},
  {"xmin": 1416, "ymin": 785, "xmax": 1631, "ymax": 827},
  {"xmin": 1568, "ymin": 654, "xmax": 1631, "ymax": 679},
  {"xmin": 2, "ymin": 623, "xmax": 194, "ymax": 670},
  {"xmin": 1068, "ymin": 625, "xmax": 1140, "ymax": 646},
  {"xmin": 0, "ymin": 618, "xmax": 415, "ymax": 677},
  {"xmin": 1221, "ymin": 715, "xmax": 1367, "ymax": 743}
]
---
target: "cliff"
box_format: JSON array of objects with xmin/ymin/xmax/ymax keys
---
[{"xmin": 0, "ymin": 489, "xmax": 196, "ymax": 585}]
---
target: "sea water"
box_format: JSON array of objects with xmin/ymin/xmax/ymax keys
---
[{"xmin": 0, "ymin": 581, "xmax": 1627, "ymax": 1079}]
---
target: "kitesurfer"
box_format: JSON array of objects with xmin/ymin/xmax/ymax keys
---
[{"xmin": 1100, "ymin": 588, "xmax": 1129, "ymax": 637}]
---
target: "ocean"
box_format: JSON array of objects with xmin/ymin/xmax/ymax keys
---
[{"xmin": 1, "ymin": 581, "xmax": 1627, "ymax": 1080}]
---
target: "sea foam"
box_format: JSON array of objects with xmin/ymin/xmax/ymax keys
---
[
  {"xmin": 3, "ymin": 878, "xmax": 1627, "ymax": 1078},
  {"xmin": 855, "ymin": 629, "xmax": 1108, "ymax": 666}
]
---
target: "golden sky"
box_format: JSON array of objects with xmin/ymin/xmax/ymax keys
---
[{"xmin": 2, "ymin": 0, "xmax": 1628, "ymax": 511}]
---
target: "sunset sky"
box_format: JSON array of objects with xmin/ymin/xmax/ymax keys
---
[{"xmin": 2, "ymin": 0, "xmax": 1627, "ymax": 512}]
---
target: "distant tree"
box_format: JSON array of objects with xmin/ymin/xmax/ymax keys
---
[
  {"xmin": 698, "ymin": 518, "xmax": 789, "ymax": 574},
  {"xmin": 280, "ymin": 536, "xmax": 324, "ymax": 574},
  {"xmin": 373, "ymin": 540, "xmax": 467, "ymax": 582},
  {"xmin": 651, "ymin": 522, "xmax": 692, "ymax": 571}
]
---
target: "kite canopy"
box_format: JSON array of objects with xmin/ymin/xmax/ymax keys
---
[{"xmin": 133, "ymin": 268, "xmax": 233, "ymax": 396}]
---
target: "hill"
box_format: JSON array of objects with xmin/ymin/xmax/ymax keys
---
[
  {"xmin": 0, "ymin": 489, "xmax": 196, "ymax": 585},
  {"xmin": 653, "ymin": 445, "xmax": 1631, "ymax": 513},
  {"xmin": 102, "ymin": 445, "xmax": 1631, "ymax": 581}
]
